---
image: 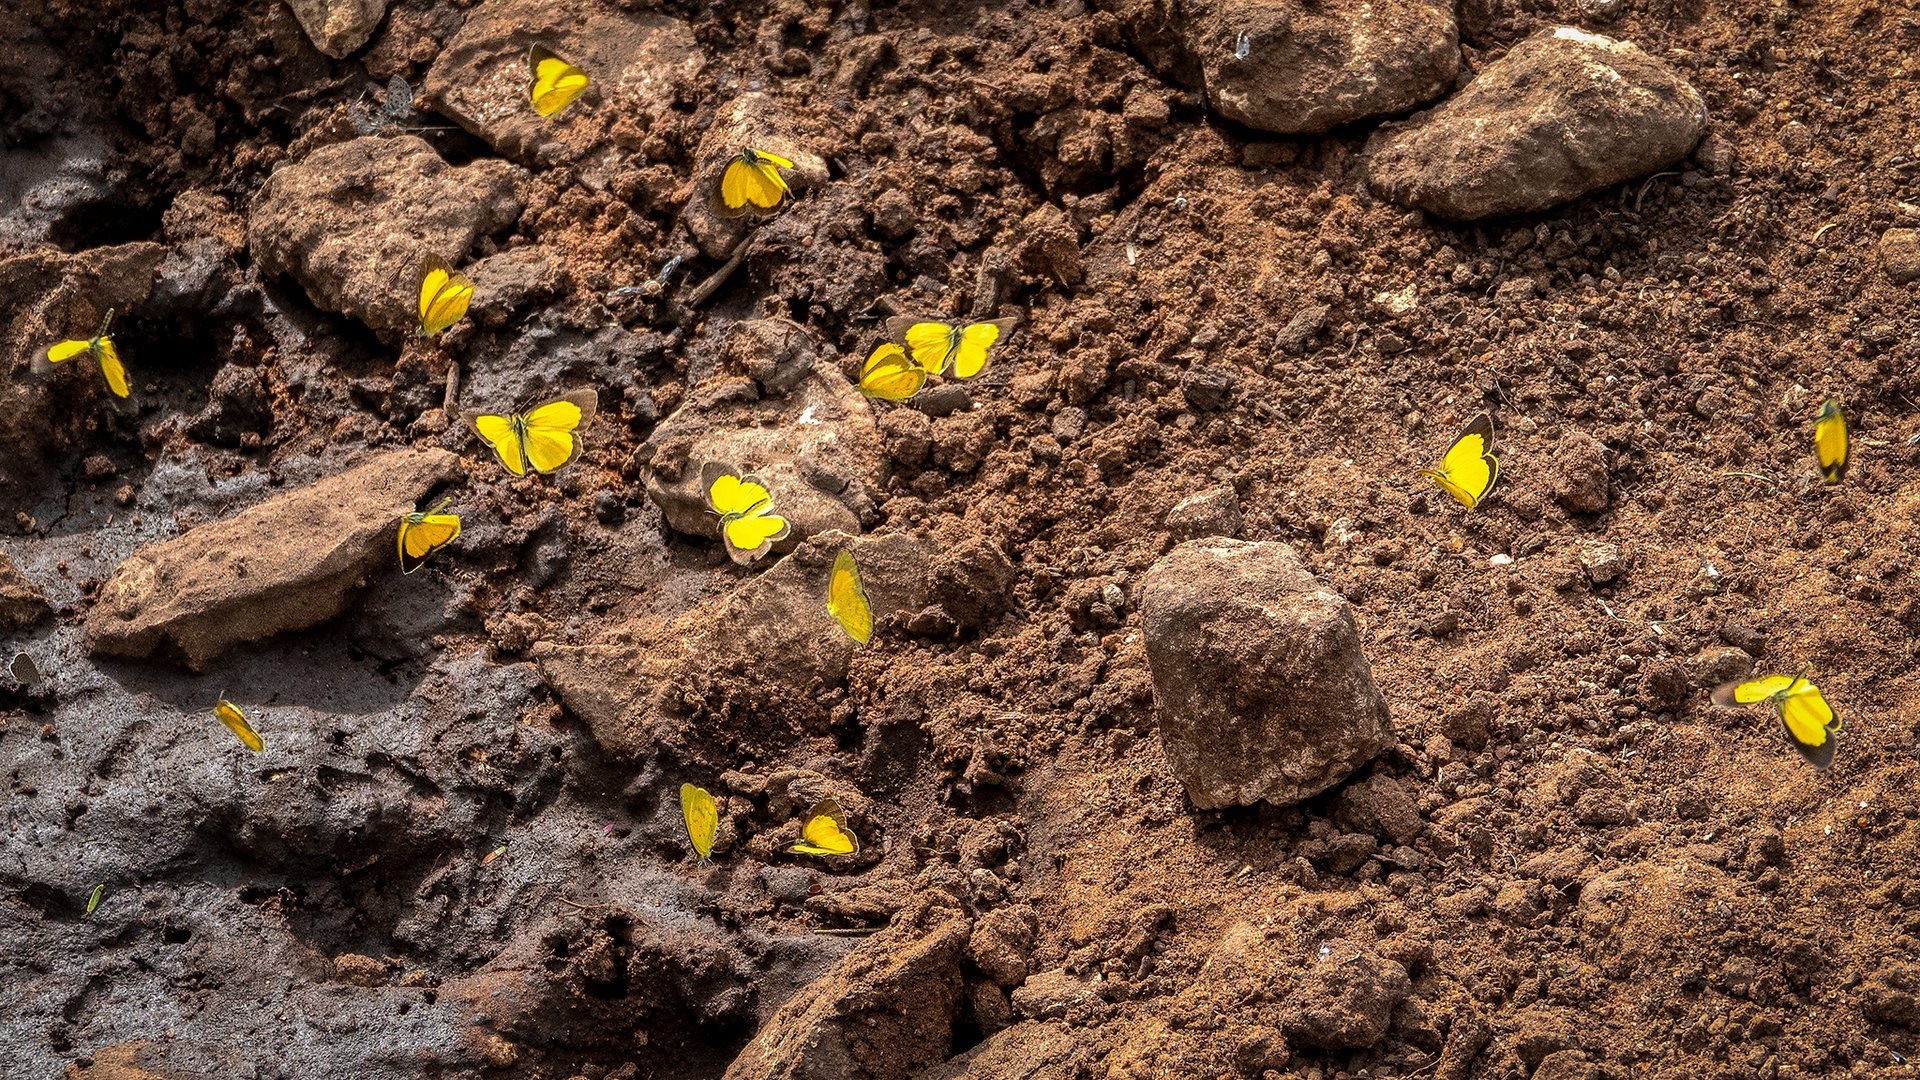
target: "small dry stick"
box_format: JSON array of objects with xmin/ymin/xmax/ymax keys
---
[{"xmin": 688, "ymin": 237, "xmax": 752, "ymax": 307}]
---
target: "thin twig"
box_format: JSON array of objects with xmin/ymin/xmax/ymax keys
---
[
  {"xmin": 812, "ymin": 926, "xmax": 881, "ymax": 936},
  {"xmin": 1719, "ymin": 470, "xmax": 1776, "ymax": 485},
  {"xmin": 688, "ymin": 238, "xmax": 752, "ymax": 307},
  {"xmin": 557, "ymin": 896, "xmax": 607, "ymax": 912}
]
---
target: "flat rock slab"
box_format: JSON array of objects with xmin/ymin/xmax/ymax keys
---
[
  {"xmin": 423, "ymin": 0, "xmax": 704, "ymax": 166},
  {"xmin": 1193, "ymin": 0, "xmax": 1458, "ymax": 134},
  {"xmin": 1365, "ymin": 26, "xmax": 1707, "ymax": 220},
  {"xmin": 86, "ymin": 448, "xmax": 462, "ymax": 670},
  {"xmin": 1139, "ymin": 538, "xmax": 1390, "ymax": 808},
  {"xmin": 284, "ymin": 0, "xmax": 387, "ymax": 58},
  {"xmin": 248, "ymin": 136, "xmax": 524, "ymax": 336}
]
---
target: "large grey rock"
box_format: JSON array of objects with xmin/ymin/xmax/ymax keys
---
[
  {"xmin": 423, "ymin": 0, "xmax": 704, "ymax": 167},
  {"xmin": 283, "ymin": 0, "xmax": 386, "ymax": 58},
  {"xmin": 1365, "ymin": 27, "xmax": 1708, "ymax": 219},
  {"xmin": 1199, "ymin": 0, "xmax": 1457, "ymax": 133},
  {"xmin": 86, "ymin": 448, "xmax": 462, "ymax": 670},
  {"xmin": 248, "ymin": 136, "xmax": 524, "ymax": 337},
  {"xmin": 1139, "ymin": 539, "xmax": 1390, "ymax": 808},
  {"xmin": 720, "ymin": 898, "xmax": 969, "ymax": 1080}
]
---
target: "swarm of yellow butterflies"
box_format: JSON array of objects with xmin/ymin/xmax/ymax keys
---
[{"xmin": 859, "ymin": 317, "xmax": 1019, "ymax": 402}]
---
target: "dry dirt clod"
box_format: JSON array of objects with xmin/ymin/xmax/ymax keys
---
[
  {"xmin": 1879, "ymin": 228, "xmax": 1920, "ymax": 284},
  {"xmin": 1139, "ymin": 539, "xmax": 1392, "ymax": 808},
  {"xmin": 0, "ymin": 552, "xmax": 52, "ymax": 632},
  {"xmin": 1364, "ymin": 27, "xmax": 1708, "ymax": 219},
  {"xmin": 284, "ymin": 0, "xmax": 387, "ymax": 59},
  {"xmin": 248, "ymin": 136, "xmax": 525, "ymax": 337}
]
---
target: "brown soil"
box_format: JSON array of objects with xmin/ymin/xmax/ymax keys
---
[{"xmin": 7, "ymin": 0, "xmax": 1920, "ymax": 1078}]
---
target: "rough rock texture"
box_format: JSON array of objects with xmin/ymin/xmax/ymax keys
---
[
  {"xmin": 1549, "ymin": 430, "xmax": 1611, "ymax": 513},
  {"xmin": 86, "ymin": 448, "xmax": 462, "ymax": 670},
  {"xmin": 0, "ymin": 552, "xmax": 51, "ymax": 632},
  {"xmin": 641, "ymin": 364, "xmax": 883, "ymax": 559},
  {"xmin": 535, "ymin": 533, "xmax": 932, "ymax": 763},
  {"xmin": 283, "ymin": 0, "xmax": 387, "ymax": 58},
  {"xmin": 1277, "ymin": 951, "xmax": 1412, "ymax": 1049},
  {"xmin": 683, "ymin": 94, "xmax": 834, "ymax": 259},
  {"xmin": 1159, "ymin": 0, "xmax": 1460, "ymax": 134},
  {"xmin": 719, "ymin": 898, "xmax": 969, "ymax": 1080},
  {"xmin": 423, "ymin": 0, "xmax": 704, "ymax": 167},
  {"xmin": 918, "ymin": 1023, "xmax": 1085, "ymax": 1080},
  {"xmin": 1365, "ymin": 27, "xmax": 1708, "ymax": 219},
  {"xmin": 248, "ymin": 136, "xmax": 524, "ymax": 336},
  {"xmin": 1880, "ymin": 228, "xmax": 1920, "ymax": 285},
  {"xmin": 1139, "ymin": 539, "xmax": 1391, "ymax": 808}
]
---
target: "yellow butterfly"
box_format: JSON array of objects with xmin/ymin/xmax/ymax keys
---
[
  {"xmin": 680, "ymin": 783, "xmax": 717, "ymax": 863},
  {"xmin": 46, "ymin": 308, "xmax": 129, "ymax": 398},
  {"xmin": 1710, "ymin": 672, "xmax": 1841, "ymax": 769},
  {"xmin": 213, "ymin": 697, "xmax": 263, "ymax": 752},
  {"xmin": 398, "ymin": 496, "xmax": 461, "ymax": 574},
  {"xmin": 789, "ymin": 799, "xmax": 859, "ymax": 856},
  {"xmin": 857, "ymin": 342, "xmax": 927, "ymax": 401},
  {"xmin": 827, "ymin": 549, "xmax": 872, "ymax": 645},
  {"xmin": 885, "ymin": 317, "xmax": 1017, "ymax": 380},
  {"xmin": 1420, "ymin": 413, "xmax": 1498, "ymax": 510},
  {"xmin": 719, "ymin": 148, "xmax": 795, "ymax": 212},
  {"xmin": 527, "ymin": 44, "xmax": 589, "ymax": 118},
  {"xmin": 418, "ymin": 255, "xmax": 473, "ymax": 337},
  {"xmin": 702, "ymin": 464, "xmax": 791, "ymax": 564},
  {"xmin": 464, "ymin": 390, "xmax": 598, "ymax": 477},
  {"xmin": 1814, "ymin": 399, "xmax": 1848, "ymax": 485}
]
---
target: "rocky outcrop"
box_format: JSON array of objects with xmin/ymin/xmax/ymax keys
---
[
  {"xmin": 1139, "ymin": 539, "xmax": 1391, "ymax": 808},
  {"xmin": 248, "ymin": 137, "xmax": 523, "ymax": 336},
  {"xmin": 1365, "ymin": 27, "xmax": 1707, "ymax": 219},
  {"xmin": 85, "ymin": 449, "xmax": 462, "ymax": 670}
]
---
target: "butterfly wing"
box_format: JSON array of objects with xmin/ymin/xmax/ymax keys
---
[
  {"xmin": 46, "ymin": 339, "xmax": 91, "ymax": 364},
  {"xmin": 468, "ymin": 413, "xmax": 527, "ymax": 476},
  {"xmin": 723, "ymin": 510, "xmax": 792, "ymax": 563},
  {"xmin": 399, "ymin": 512, "xmax": 461, "ymax": 573},
  {"xmin": 951, "ymin": 319, "xmax": 1016, "ymax": 380},
  {"xmin": 680, "ymin": 783, "xmax": 717, "ymax": 862},
  {"xmin": 827, "ymin": 549, "xmax": 873, "ymax": 645},
  {"xmin": 1777, "ymin": 684, "xmax": 1838, "ymax": 769},
  {"xmin": 1427, "ymin": 414, "xmax": 1497, "ymax": 509},
  {"xmin": 704, "ymin": 468, "xmax": 769, "ymax": 517},
  {"xmin": 1815, "ymin": 400, "xmax": 1848, "ymax": 484},
  {"xmin": 858, "ymin": 343, "xmax": 926, "ymax": 401},
  {"xmin": 520, "ymin": 390, "xmax": 596, "ymax": 473},
  {"xmin": 1710, "ymin": 674, "xmax": 1798, "ymax": 708},
  {"xmin": 527, "ymin": 45, "xmax": 589, "ymax": 117},
  {"xmin": 214, "ymin": 700, "xmax": 263, "ymax": 752},
  {"xmin": 789, "ymin": 800, "xmax": 859, "ymax": 856},
  {"xmin": 418, "ymin": 255, "xmax": 473, "ymax": 336},
  {"xmin": 741, "ymin": 151, "xmax": 791, "ymax": 208},
  {"xmin": 95, "ymin": 336, "xmax": 129, "ymax": 398},
  {"xmin": 894, "ymin": 320, "xmax": 957, "ymax": 375}
]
